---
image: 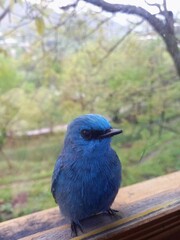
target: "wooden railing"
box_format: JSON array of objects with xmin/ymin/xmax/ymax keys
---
[{"xmin": 0, "ymin": 171, "xmax": 179, "ymax": 240}]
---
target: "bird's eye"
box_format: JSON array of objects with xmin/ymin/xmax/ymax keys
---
[{"xmin": 81, "ymin": 129, "xmax": 92, "ymax": 140}]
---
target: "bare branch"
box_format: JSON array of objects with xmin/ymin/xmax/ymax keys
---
[
  {"xmin": 0, "ymin": 6, "xmax": 10, "ymax": 22},
  {"xmin": 80, "ymin": 0, "xmax": 180, "ymax": 76},
  {"xmin": 3, "ymin": 18, "xmax": 33, "ymax": 37},
  {"xmin": 83, "ymin": 0, "xmax": 166, "ymax": 38},
  {"xmin": 99, "ymin": 20, "xmax": 143, "ymax": 63},
  {"xmin": 89, "ymin": 20, "xmax": 143, "ymax": 77},
  {"xmin": 144, "ymin": 0, "xmax": 162, "ymax": 13},
  {"xmin": 156, "ymin": 123, "xmax": 179, "ymax": 134},
  {"xmin": 163, "ymin": 0, "xmax": 168, "ymax": 12},
  {"xmin": 84, "ymin": 16, "xmax": 113, "ymax": 39},
  {"xmin": 60, "ymin": 0, "xmax": 79, "ymax": 10}
]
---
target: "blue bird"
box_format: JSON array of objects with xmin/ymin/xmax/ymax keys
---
[{"xmin": 51, "ymin": 114, "xmax": 122, "ymax": 236}]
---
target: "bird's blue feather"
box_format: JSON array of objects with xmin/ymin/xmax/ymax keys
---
[{"xmin": 51, "ymin": 114, "xmax": 122, "ymax": 222}]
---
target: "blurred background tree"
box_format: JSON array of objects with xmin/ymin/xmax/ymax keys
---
[{"xmin": 0, "ymin": 0, "xmax": 179, "ymax": 222}]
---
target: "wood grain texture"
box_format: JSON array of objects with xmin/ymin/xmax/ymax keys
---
[{"xmin": 0, "ymin": 171, "xmax": 179, "ymax": 240}]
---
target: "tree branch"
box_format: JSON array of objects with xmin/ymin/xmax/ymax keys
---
[
  {"xmin": 144, "ymin": 0, "xmax": 163, "ymax": 13},
  {"xmin": 83, "ymin": 0, "xmax": 166, "ymax": 38},
  {"xmin": 89, "ymin": 20, "xmax": 143, "ymax": 77},
  {"xmin": 60, "ymin": 0, "xmax": 79, "ymax": 10},
  {"xmin": 100, "ymin": 20, "xmax": 143, "ymax": 62},
  {"xmin": 163, "ymin": 0, "xmax": 168, "ymax": 12},
  {"xmin": 0, "ymin": 6, "xmax": 10, "ymax": 22},
  {"xmin": 84, "ymin": 16, "xmax": 113, "ymax": 39},
  {"xmin": 60, "ymin": 0, "xmax": 180, "ymax": 76}
]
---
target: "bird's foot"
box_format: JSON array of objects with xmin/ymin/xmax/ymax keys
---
[
  {"xmin": 107, "ymin": 208, "xmax": 119, "ymax": 216},
  {"xmin": 71, "ymin": 220, "xmax": 83, "ymax": 237},
  {"xmin": 106, "ymin": 208, "xmax": 123, "ymax": 219}
]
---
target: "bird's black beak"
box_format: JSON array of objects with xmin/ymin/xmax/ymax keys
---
[{"xmin": 99, "ymin": 128, "xmax": 123, "ymax": 139}]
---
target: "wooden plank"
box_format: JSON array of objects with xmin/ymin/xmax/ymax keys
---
[
  {"xmin": 19, "ymin": 200, "xmax": 179, "ymax": 240},
  {"xmin": 72, "ymin": 201, "xmax": 180, "ymax": 240},
  {"xmin": 0, "ymin": 171, "xmax": 180, "ymax": 240}
]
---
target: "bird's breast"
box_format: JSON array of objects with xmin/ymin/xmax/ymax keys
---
[{"xmin": 56, "ymin": 149, "xmax": 121, "ymax": 220}]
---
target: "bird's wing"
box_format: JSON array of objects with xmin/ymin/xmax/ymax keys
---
[{"xmin": 51, "ymin": 155, "xmax": 63, "ymax": 203}]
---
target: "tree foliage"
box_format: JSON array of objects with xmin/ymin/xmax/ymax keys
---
[
  {"xmin": 67, "ymin": 0, "xmax": 180, "ymax": 77},
  {"xmin": 0, "ymin": 1, "xmax": 179, "ymax": 175}
]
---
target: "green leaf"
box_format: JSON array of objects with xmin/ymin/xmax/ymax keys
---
[{"xmin": 35, "ymin": 17, "xmax": 45, "ymax": 35}]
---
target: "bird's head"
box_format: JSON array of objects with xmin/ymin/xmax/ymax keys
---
[{"xmin": 64, "ymin": 114, "xmax": 122, "ymax": 153}]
